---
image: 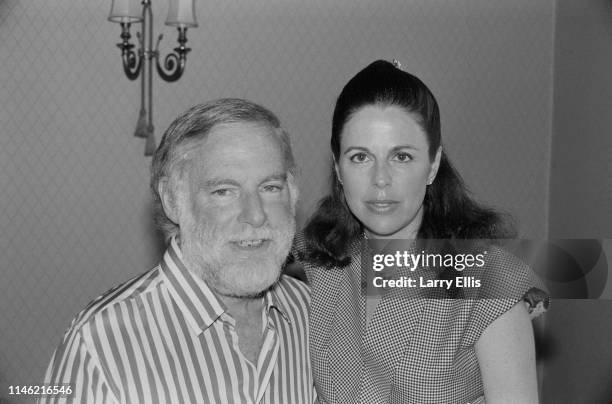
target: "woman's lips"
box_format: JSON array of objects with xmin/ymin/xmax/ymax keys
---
[{"xmin": 364, "ymin": 200, "xmax": 399, "ymax": 213}]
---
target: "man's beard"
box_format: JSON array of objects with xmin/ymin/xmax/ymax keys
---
[{"xmin": 181, "ymin": 214, "xmax": 296, "ymax": 298}]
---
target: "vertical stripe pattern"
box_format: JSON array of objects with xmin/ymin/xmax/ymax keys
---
[{"xmin": 40, "ymin": 238, "xmax": 314, "ymax": 404}]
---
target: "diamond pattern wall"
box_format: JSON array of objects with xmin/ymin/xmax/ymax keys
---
[{"xmin": 0, "ymin": 0, "xmax": 554, "ymax": 402}]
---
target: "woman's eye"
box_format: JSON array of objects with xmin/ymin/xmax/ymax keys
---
[
  {"xmin": 350, "ymin": 153, "xmax": 369, "ymax": 163},
  {"xmin": 393, "ymin": 152, "xmax": 413, "ymax": 162}
]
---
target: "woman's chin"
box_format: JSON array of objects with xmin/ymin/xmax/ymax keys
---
[
  {"xmin": 359, "ymin": 206, "xmax": 422, "ymax": 239},
  {"xmin": 362, "ymin": 218, "xmax": 421, "ymax": 239},
  {"xmin": 364, "ymin": 224, "xmax": 405, "ymax": 238}
]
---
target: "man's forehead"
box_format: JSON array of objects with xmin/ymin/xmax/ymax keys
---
[
  {"xmin": 185, "ymin": 122, "xmax": 279, "ymax": 153},
  {"xmin": 178, "ymin": 122, "xmax": 288, "ymax": 182}
]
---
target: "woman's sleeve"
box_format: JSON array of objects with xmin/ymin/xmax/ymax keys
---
[{"xmin": 461, "ymin": 247, "xmax": 549, "ymax": 347}]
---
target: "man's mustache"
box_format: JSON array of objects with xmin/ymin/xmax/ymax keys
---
[
  {"xmin": 196, "ymin": 221, "xmax": 295, "ymax": 244},
  {"xmin": 226, "ymin": 228, "xmax": 275, "ymax": 242}
]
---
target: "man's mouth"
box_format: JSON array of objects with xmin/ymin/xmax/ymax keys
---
[{"xmin": 231, "ymin": 239, "xmax": 270, "ymax": 249}]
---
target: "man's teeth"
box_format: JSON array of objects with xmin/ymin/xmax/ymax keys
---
[{"xmin": 237, "ymin": 239, "xmax": 264, "ymax": 247}]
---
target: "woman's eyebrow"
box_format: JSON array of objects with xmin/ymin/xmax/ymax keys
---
[
  {"xmin": 391, "ymin": 145, "xmax": 420, "ymax": 152},
  {"xmin": 343, "ymin": 145, "xmax": 421, "ymax": 155},
  {"xmin": 343, "ymin": 146, "xmax": 370, "ymax": 155}
]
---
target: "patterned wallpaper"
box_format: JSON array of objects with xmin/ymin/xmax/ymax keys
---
[{"xmin": 0, "ymin": 0, "xmax": 555, "ymax": 401}]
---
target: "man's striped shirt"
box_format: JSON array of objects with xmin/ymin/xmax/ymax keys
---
[{"xmin": 41, "ymin": 238, "xmax": 314, "ymax": 403}]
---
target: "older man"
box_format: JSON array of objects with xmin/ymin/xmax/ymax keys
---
[{"xmin": 41, "ymin": 99, "xmax": 313, "ymax": 403}]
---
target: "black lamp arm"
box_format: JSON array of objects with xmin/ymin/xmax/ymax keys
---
[
  {"xmin": 116, "ymin": 23, "xmax": 143, "ymax": 80},
  {"xmin": 155, "ymin": 27, "xmax": 191, "ymax": 82}
]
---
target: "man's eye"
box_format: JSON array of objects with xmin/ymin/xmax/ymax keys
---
[
  {"xmin": 212, "ymin": 189, "xmax": 232, "ymax": 197},
  {"xmin": 393, "ymin": 152, "xmax": 413, "ymax": 162},
  {"xmin": 263, "ymin": 184, "xmax": 283, "ymax": 193},
  {"xmin": 350, "ymin": 153, "xmax": 369, "ymax": 163}
]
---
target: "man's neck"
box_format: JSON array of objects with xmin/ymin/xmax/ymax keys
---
[
  {"xmin": 220, "ymin": 294, "xmax": 266, "ymax": 365},
  {"xmin": 221, "ymin": 294, "xmax": 265, "ymax": 319}
]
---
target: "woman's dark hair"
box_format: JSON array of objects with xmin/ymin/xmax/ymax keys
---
[{"xmin": 303, "ymin": 60, "xmax": 515, "ymax": 267}]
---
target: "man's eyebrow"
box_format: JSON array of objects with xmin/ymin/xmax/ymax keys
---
[
  {"xmin": 203, "ymin": 179, "xmax": 241, "ymax": 188},
  {"xmin": 202, "ymin": 173, "xmax": 287, "ymax": 188},
  {"xmin": 262, "ymin": 173, "xmax": 288, "ymax": 182}
]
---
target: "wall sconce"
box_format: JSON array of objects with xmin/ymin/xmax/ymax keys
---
[{"xmin": 108, "ymin": 0, "xmax": 198, "ymax": 156}]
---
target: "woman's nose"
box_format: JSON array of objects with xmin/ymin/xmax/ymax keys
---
[{"xmin": 372, "ymin": 161, "xmax": 391, "ymax": 188}]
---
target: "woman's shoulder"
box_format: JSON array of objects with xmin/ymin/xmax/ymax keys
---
[
  {"xmin": 466, "ymin": 243, "xmax": 534, "ymax": 283},
  {"xmin": 292, "ymin": 228, "xmax": 359, "ymax": 266},
  {"xmin": 291, "ymin": 229, "xmax": 363, "ymax": 283},
  {"xmin": 291, "ymin": 230, "xmax": 312, "ymax": 267},
  {"xmin": 292, "ymin": 230, "xmax": 307, "ymax": 254},
  {"xmin": 470, "ymin": 243, "xmax": 549, "ymax": 320},
  {"xmin": 290, "ymin": 230, "xmax": 325, "ymax": 283}
]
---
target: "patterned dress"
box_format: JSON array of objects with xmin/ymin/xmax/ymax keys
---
[{"xmin": 294, "ymin": 233, "xmax": 548, "ymax": 404}]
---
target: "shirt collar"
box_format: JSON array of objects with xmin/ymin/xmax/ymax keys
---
[
  {"xmin": 159, "ymin": 237, "xmax": 227, "ymax": 334},
  {"xmin": 263, "ymin": 284, "xmax": 292, "ymax": 323},
  {"xmin": 159, "ymin": 237, "xmax": 292, "ymax": 334}
]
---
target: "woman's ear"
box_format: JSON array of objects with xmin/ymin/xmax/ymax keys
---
[
  {"xmin": 428, "ymin": 146, "xmax": 442, "ymax": 185},
  {"xmin": 333, "ymin": 157, "xmax": 343, "ymax": 185}
]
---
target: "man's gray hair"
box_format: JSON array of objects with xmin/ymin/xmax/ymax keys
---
[{"xmin": 150, "ymin": 98, "xmax": 297, "ymax": 241}]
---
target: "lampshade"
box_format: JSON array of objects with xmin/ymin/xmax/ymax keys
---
[
  {"xmin": 165, "ymin": 0, "xmax": 198, "ymax": 28},
  {"xmin": 108, "ymin": 0, "xmax": 143, "ymax": 24}
]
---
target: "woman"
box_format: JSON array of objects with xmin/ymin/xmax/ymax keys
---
[{"xmin": 296, "ymin": 60, "xmax": 548, "ymax": 403}]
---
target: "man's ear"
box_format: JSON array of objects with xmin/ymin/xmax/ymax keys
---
[
  {"xmin": 428, "ymin": 146, "xmax": 442, "ymax": 185},
  {"xmin": 287, "ymin": 172, "xmax": 300, "ymax": 210},
  {"xmin": 158, "ymin": 177, "xmax": 181, "ymax": 225}
]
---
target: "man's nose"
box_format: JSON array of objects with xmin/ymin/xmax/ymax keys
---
[
  {"xmin": 238, "ymin": 192, "xmax": 267, "ymax": 227},
  {"xmin": 372, "ymin": 161, "xmax": 391, "ymax": 188}
]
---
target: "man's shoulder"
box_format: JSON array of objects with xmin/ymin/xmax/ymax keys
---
[
  {"xmin": 272, "ymin": 275, "xmax": 311, "ymax": 318},
  {"xmin": 67, "ymin": 266, "xmax": 163, "ymax": 334},
  {"xmin": 277, "ymin": 274, "xmax": 310, "ymax": 298}
]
